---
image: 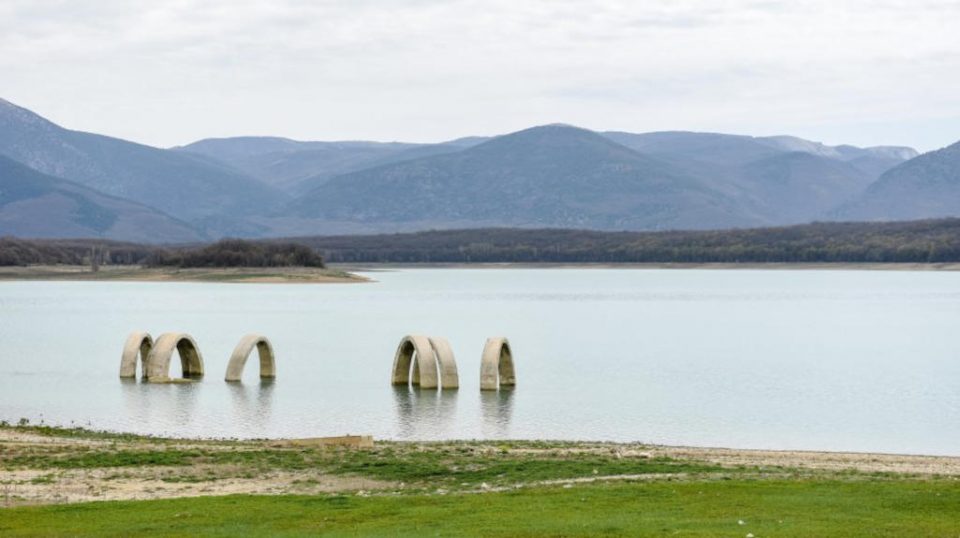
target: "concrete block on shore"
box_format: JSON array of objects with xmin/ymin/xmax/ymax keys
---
[{"xmin": 270, "ymin": 435, "xmax": 374, "ymax": 449}]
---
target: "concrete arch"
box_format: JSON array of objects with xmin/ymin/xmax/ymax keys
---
[
  {"xmin": 225, "ymin": 334, "xmax": 276, "ymax": 382},
  {"xmin": 480, "ymin": 337, "xmax": 516, "ymax": 391},
  {"xmin": 119, "ymin": 331, "xmax": 153, "ymax": 379},
  {"xmin": 428, "ymin": 336, "xmax": 459, "ymax": 389},
  {"xmin": 391, "ymin": 335, "xmax": 440, "ymax": 389},
  {"xmin": 145, "ymin": 332, "xmax": 205, "ymax": 383}
]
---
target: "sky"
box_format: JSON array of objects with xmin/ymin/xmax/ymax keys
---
[{"xmin": 1, "ymin": 0, "xmax": 958, "ymax": 151}]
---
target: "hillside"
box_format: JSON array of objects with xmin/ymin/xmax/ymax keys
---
[
  {"xmin": 0, "ymin": 155, "xmax": 203, "ymax": 243},
  {"xmin": 283, "ymin": 125, "xmax": 920, "ymax": 234},
  {"xmin": 840, "ymin": 141, "xmax": 960, "ymax": 221},
  {"xmin": 601, "ymin": 131, "xmax": 912, "ymax": 224},
  {"xmin": 289, "ymin": 125, "xmax": 768, "ymax": 232},
  {"xmin": 602, "ymin": 131, "xmax": 915, "ymax": 174},
  {"xmin": 176, "ymin": 137, "xmax": 420, "ymax": 192},
  {"xmin": 734, "ymin": 152, "xmax": 875, "ymax": 223},
  {"xmin": 177, "ymin": 136, "xmax": 488, "ymax": 193},
  {"xmin": 0, "ymin": 97, "xmax": 936, "ymax": 239},
  {"xmin": 0, "ymin": 99, "xmax": 285, "ymax": 227},
  {"xmin": 183, "ymin": 129, "xmax": 916, "ymax": 226}
]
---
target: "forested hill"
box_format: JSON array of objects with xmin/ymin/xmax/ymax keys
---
[
  {"xmin": 292, "ymin": 219, "xmax": 960, "ymax": 264},
  {"xmin": 4, "ymin": 218, "xmax": 960, "ymax": 265}
]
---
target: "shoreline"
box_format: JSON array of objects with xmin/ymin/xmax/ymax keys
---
[
  {"xmin": 4, "ymin": 424, "xmax": 958, "ymax": 534},
  {"xmin": 1, "ymin": 425, "xmax": 958, "ymax": 507},
  {"xmin": 1, "ymin": 262, "xmax": 958, "ymax": 283},
  {"xmin": 0, "ymin": 265, "xmax": 368, "ymax": 284},
  {"xmin": 339, "ymin": 261, "xmax": 960, "ymax": 271}
]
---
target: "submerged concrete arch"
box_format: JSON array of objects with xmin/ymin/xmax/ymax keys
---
[
  {"xmin": 119, "ymin": 331, "xmax": 153, "ymax": 379},
  {"xmin": 145, "ymin": 332, "xmax": 205, "ymax": 383},
  {"xmin": 391, "ymin": 335, "xmax": 460, "ymax": 389},
  {"xmin": 225, "ymin": 334, "xmax": 276, "ymax": 382},
  {"xmin": 480, "ymin": 337, "xmax": 516, "ymax": 391},
  {"xmin": 428, "ymin": 336, "xmax": 459, "ymax": 389},
  {"xmin": 391, "ymin": 335, "xmax": 440, "ymax": 389}
]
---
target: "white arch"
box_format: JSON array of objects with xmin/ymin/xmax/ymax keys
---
[
  {"xmin": 145, "ymin": 332, "xmax": 205, "ymax": 383},
  {"xmin": 119, "ymin": 331, "xmax": 153, "ymax": 379},
  {"xmin": 225, "ymin": 334, "xmax": 276, "ymax": 382},
  {"xmin": 480, "ymin": 337, "xmax": 516, "ymax": 391}
]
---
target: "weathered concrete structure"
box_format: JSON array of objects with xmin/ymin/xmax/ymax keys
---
[
  {"xmin": 119, "ymin": 331, "xmax": 153, "ymax": 378},
  {"xmin": 392, "ymin": 335, "xmax": 439, "ymax": 388},
  {"xmin": 391, "ymin": 334, "xmax": 459, "ymax": 389},
  {"xmin": 225, "ymin": 334, "xmax": 276, "ymax": 382},
  {"xmin": 480, "ymin": 337, "xmax": 516, "ymax": 390},
  {"xmin": 145, "ymin": 332, "xmax": 205, "ymax": 383},
  {"xmin": 428, "ymin": 336, "xmax": 459, "ymax": 389}
]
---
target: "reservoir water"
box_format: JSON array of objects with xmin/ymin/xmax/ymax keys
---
[{"xmin": 0, "ymin": 268, "xmax": 957, "ymax": 455}]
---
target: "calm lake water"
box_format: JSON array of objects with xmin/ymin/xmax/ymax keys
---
[{"xmin": 0, "ymin": 268, "xmax": 958, "ymax": 455}]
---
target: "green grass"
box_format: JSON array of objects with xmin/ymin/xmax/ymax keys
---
[
  {"xmin": 6, "ymin": 449, "xmax": 204, "ymax": 469},
  {"xmin": 3, "ymin": 444, "xmax": 726, "ymax": 486},
  {"xmin": 2, "ymin": 479, "xmax": 958, "ymax": 537},
  {"xmin": 0, "ymin": 422, "xmax": 149, "ymax": 441},
  {"xmin": 3, "ymin": 425, "xmax": 957, "ymax": 535}
]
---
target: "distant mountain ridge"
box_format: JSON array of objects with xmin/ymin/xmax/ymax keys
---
[
  {"xmin": 3, "ymin": 96, "xmax": 956, "ymax": 242},
  {"xmin": 0, "ymin": 98, "xmax": 284, "ymax": 228},
  {"xmin": 839, "ymin": 141, "xmax": 960, "ymax": 221},
  {"xmin": 290, "ymin": 124, "xmax": 756, "ymax": 231},
  {"xmin": 175, "ymin": 136, "xmax": 487, "ymax": 193},
  {"xmin": 181, "ymin": 129, "xmax": 917, "ymax": 197},
  {"xmin": 0, "ymin": 154, "xmax": 203, "ymax": 242},
  {"xmin": 284, "ymin": 125, "xmax": 916, "ymax": 233}
]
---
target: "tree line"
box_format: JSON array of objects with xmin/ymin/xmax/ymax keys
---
[
  {"xmin": 4, "ymin": 218, "xmax": 960, "ymax": 266},
  {"xmin": 146, "ymin": 239, "xmax": 325, "ymax": 268},
  {"xmin": 0, "ymin": 238, "xmax": 324, "ymax": 268},
  {"xmin": 292, "ymin": 219, "xmax": 960, "ymax": 264}
]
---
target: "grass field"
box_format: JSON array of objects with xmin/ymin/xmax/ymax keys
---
[
  {"xmin": 3, "ymin": 480, "xmax": 959, "ymax": 536},
  {"xmin": 2, "ymin": 424, "xmax": 958, "ymax": 536}
]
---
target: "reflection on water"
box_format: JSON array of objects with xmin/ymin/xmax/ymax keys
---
[
  {"xmin": 119, "ymin": 379, "xmax": 201, "ymax": 428},
  {"xmin": 123, "ymin": 380, "xmax": 202, "ymax": 425},
  {"xmin": 480, "ymin": 388, "xmax": 514, "ymax": 437},
  {"xmin": 228, "ymin": 380, "xmax": 275, "ymax": 433},
  {"xmin": 120, "ymin": 378, "xmax": 276, "ymax": 436},
  {"xmin": 119, "ymin": 378, "xmax": 147, "ymax": 423},
  {"xmin": 393, "ymin": 386, "xmax": 458, "ymax": 438}
]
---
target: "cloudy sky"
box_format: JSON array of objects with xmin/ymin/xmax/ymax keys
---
[{"xmin": 1, "ymin": 0, "xmax": 957, "ymax": 151}]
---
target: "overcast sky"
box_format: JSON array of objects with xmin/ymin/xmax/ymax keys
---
[{"xmin": 1, "ymin": 0, "xmax": 958, "ymax": 151}]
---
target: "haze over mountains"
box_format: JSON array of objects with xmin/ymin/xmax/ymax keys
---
[
  {"xmin": 0, "ymin": 155, "xmax": 201, "ymax": 242},
  {"xmin": 2, "ymin": 97, "xmax": 957, "ymax": 242},
  {"xmin": 0, "ymin": 98, "xmax": 282, "ymax": 235}
]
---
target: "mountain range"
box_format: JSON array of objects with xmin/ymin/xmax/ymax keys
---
[
  {"xmin": 0, "ymin": 98, "xmax": 283, "ymax": 236},
  {"xmin": 0, "ymin": 154, "xmax": 202, "ymax": 242},
  {"xmin": 2, "ymin": 97, "xmax": 957, "ymax": 242}
]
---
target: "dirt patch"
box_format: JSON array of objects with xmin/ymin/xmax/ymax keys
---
[
  {"xmin": 488, "ymin": 442, "xmax": 960, "ymax": 476},
  {"xmin": 653, "ymin": 445, "xmax": 960, "ymax": 476},
  {"xmin": 1, "ymin": 466, "xmax": 394, "ymax": 506},
  {"xmin": 5, "ymin": 430, "xmax": 959, "ymax": 507}
]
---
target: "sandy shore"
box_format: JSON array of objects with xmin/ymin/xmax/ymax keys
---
[
  {"xmin": 2, "ymin": 427, "xmax": 957, "ymax": 506},
  {"xmin": 0, "ymin": 265, "xmax": 367, "ymax": 283},
  {"xmin": 2, "ymin": 263, "xmax": 956, "ymax": 283}
]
